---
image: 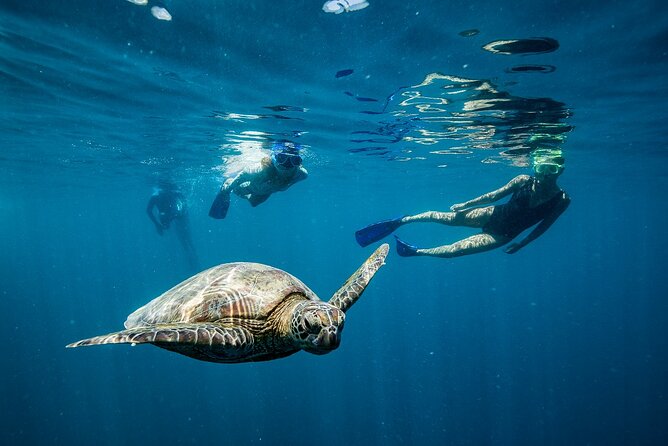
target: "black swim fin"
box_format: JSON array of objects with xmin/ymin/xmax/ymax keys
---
[
  {"xmin": 395, "ymin": 235, "xmax": 418, "ymax": 257},
  {"xmin": 209, "ymin": 190, "xmax": 231, "ymax": 219},
  {"xmin": 355, "ymin": 216, "xmax": 403, "ymax": 247}
]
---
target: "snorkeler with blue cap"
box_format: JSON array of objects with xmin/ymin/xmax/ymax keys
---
[
  {"xmin": 355, "ymin": 149, "xmax": 570, "ymax": 258},
  {"xmin": 209, "ymin": 140, "xmax": 308, "ymax": 219}
]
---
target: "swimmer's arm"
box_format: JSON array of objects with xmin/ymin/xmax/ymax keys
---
[
  {"xmin": 146, "ymin": 195, "xmax": 164, "ymax": 234},
  {"xmin": 146, "ymin": 196, "xmax": 160, "ymax": 225},
  {"xmin": 504, "ymin": 193, "xmax": 571, "ymax": 254},
  {"xmin": 451, "ymin": 175, "xmax": 530, "ymax": 211}
]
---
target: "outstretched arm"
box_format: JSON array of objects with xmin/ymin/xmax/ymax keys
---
[
  {"xmin": 451, "ymin": 175, "xmax": 530, "ymax": 211},
  {"xmin": 504, "ymin": 194, "xmax": 571, "ymax": 254},
  {"xmin": 146, "ymin": 196, "xmax": 163, "ymax": 234}
]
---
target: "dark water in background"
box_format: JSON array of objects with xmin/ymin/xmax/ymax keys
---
[{"xmin": 1, "ymin": 0, "xmax": 667, "ymax": 445}]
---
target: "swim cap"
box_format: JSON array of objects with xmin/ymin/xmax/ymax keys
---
[{"xmin": 532, "ymin": 148, "xmax": 565, "ymax": 167}]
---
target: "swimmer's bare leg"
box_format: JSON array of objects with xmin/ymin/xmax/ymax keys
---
[
  {"xmin": 400, "ymin": 207, "xmax": 495, "ymax": 228},
  {"xmin": 415, "ymin": 232, "xmax": 510, "ymax": 258}
]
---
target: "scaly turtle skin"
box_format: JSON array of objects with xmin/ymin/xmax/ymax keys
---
[{"xmin": 67, "ymin": 244, "xmax": 388, "ymax": 363}]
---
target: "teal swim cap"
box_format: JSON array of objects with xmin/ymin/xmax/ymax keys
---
[{"xmin": 532, "ymin": 148, "xmax": 565, "ymax": 167}]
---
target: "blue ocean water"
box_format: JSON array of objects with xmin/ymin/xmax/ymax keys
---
[{"xmin": 1, "ymin": 0, "xmax": 667, "ymax": 444}]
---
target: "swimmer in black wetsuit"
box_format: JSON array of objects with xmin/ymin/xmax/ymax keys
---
[
  {"xmin": 147, "ymin": 180, "xmax": 199, "ymax": 270},
  {"xmin": 355, "ymin": 151, "xmax": 570, "ymax": 258},
  {"xmin": 147, "ymin": 183, "xmax": 186, "ymax": 235}
]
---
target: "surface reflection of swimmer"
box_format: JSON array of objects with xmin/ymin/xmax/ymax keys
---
[
  {"xmin": 209, "ymin": 140, "xmax": 308, "ymax": 219},
  {"xmin": 146, "ymin": 181, "xmax": 199, "ymax": 270},
  {"xmin": 355, "ymin": 149, "xmax": 570, "ymax": 258}
]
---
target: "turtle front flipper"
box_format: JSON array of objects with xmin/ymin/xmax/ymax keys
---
[
  {"xmin": 67, "ymin": 323, "xmax": 253, "ymax": 350},
  {"xmin": 328, "ymin": 243, "xmax": 389, "ymax": 313}
]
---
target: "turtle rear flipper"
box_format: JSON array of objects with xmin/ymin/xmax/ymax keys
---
[
  {"xmin": 67, "ymin": 324, "xmax": 252, "ymax": 349},
  {"xmin": 328, "ymin": 243, "xmax": 389, "ymax": 313}
]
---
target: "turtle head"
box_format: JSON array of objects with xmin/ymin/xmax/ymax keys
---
[{"xmin": 291, "ymin": 302, "xmax": 345, "ymax": 355}]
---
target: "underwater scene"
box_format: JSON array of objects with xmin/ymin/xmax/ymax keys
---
[{"xmin": 1, "ymin": 0, "xmax": 667, "ymax": 445}]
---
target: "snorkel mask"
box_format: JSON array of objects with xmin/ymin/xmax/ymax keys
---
[
  {"xmin": 532, "ymin": 148, "xmax": 565, "ymax": 176},
  {"xmin": 534, "ymin": 162, "xmax": 563, "ymax": 175},
  {"xmin": 271, "ymin": 140, "xmax": 303, "ymax": 170}
]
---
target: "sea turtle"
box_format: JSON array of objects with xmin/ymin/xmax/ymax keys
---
[{"xmin": 67, "ymin": 244, "xmax": 388, "ymax": 363}]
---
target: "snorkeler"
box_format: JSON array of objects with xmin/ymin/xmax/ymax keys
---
[
  {"xmin": 209, "ymin": 140, "xmax": 308, "ymax": 219},
  {"xmin": 147, "ymin": 181, "xmax": 199, "ymax": 270},
  {"xmin": 147, "ymin": 181, "xmax": 187, "ymax": 235},
  {"xmin": 355, "ymin": 149, "xmax": 570, "ymax": 258}
]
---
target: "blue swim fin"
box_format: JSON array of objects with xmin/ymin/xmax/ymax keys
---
[
  {"xmin": 209, "ymin": 190, "xmax": 230, "ymax": 219},
  {"xmin": 355, "ymin": 216, "xmax": 403, "ymax": 247},
  {"xmin": 395, "ymin": 235, "xmax": 418, "ymax": 257}
]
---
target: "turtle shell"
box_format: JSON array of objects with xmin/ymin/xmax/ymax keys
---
[{"xmin": 124, "ymin": 263, "xmax": 320, "ymax": 329}]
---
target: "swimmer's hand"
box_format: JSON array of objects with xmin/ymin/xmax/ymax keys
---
[{"xmin": 450, "ymin": 203, "xmax": 467, "ymax": 212}]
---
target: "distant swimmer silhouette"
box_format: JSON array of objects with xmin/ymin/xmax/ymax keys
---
[
  {"xmin": 147, "ymin": 180, "xmax": 199, "ymax": 270},
  {"xmin": 355, "ymin": 149, "xmax": 570, "ymax": 258},
  {"xmin": 209, "ymin": 140, "xmax": 308, "ymax": 219}
]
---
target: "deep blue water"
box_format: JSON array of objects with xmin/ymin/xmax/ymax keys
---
[{"xmin": 2, "ymin": 1, "xmax": 667, "ymax": 445}]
